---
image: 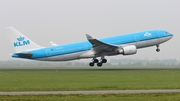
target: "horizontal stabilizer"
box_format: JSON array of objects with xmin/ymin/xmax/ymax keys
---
[
  {"xmin": 50, "ymin": 41, "xmax": 58, "ymax": 46},
  {"xmin": 13, "ymin": 52, "xmax": 33, "ymax": 58}
]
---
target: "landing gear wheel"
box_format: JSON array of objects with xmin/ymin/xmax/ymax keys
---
[
  {"xmin": 156, "ymin": 49, "xmax": 160, "ymax": 52},
  {"xmin": 97, "ymin": 63, "xmax": 102, "ymax": 67},
  {"xmin": 101, "ymin": 59, "xmax": 107, "ymax": 63},
  {"xmin": 89, "ymin": 62, "xmax": 94, "ymax": 67},
  {"xmin": 93, "ymin": 59, "xmax": 99, "ymax": 63}
]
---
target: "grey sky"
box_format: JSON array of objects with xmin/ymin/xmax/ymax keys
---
[{"xmin": 0, "ymin": 0, "xmax": 179, "ymax": 61}]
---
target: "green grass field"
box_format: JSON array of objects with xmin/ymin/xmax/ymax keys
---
[
  {"xmin": 0, "ymin": 69, "xmax": 180, "ymax": 91},
  {"xmin": 1, "ymin": 93, "xmax": 180, "ymax": 101}
]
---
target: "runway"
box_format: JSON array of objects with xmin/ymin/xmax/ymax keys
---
[{"xmin": 1, "ymin": 89, "xmax": 180, "ymax": 95}]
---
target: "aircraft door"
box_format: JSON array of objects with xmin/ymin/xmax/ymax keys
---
[
  {"xmin": 84, "ymin": 44, "xmax": 88, "ymax": 50},
  {"xmin": 158, "ymin": 31, "xmax": 162, "ymax": 42},
  {"xmin": 46, "ymin": 49, "xmax": 51, "ymax": 56},
  {"xmin": 134, "ymin": 35, "xmax": 140, "ymax": 47},
  {"xmin": 134, "ymin": 35, "xmax": 139, "ymax": 42},
  {"xmin": 158, "ymin": 32, "xmax": 162, "ymax": 38}
]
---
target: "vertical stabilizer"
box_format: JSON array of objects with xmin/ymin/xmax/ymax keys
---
[{"xmin": 5, "ymin": 27, "xmax": 43, "ymax": 52}]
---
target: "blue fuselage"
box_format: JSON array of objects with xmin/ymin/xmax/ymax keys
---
[{"xmin": 12, "ymin": 30, "xmax": 173, "ymax": 61}]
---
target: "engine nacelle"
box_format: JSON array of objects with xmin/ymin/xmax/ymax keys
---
[{"xmin": 118, "ymin": 45, "xmax": 137, "ymax": 55}]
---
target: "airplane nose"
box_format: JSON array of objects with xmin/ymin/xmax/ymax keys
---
[
  {"xmin": 165, "ymin": 31, "xmax": 173, "ymax": 41},
  {"xmin": 170, "ymin": 33, "xmax": 173, "ymax": 39},
  {"xmin": 167, "ymin": 33, "xmax": 173, "ymax": 41}
]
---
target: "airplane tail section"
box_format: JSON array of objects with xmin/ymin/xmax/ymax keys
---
[{"xmin": 5, "ymin": 27, "xmax": 43, "ymax": 53}]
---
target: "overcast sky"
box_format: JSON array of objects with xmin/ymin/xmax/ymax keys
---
[{"xmin": 0, "ymin": 0, "xmax": 179, "ymax": 61}]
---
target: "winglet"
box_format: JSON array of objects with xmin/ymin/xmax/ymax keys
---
[{"xmin": 86, "ymin": 34, "xmax": 93, "ymax": 40}]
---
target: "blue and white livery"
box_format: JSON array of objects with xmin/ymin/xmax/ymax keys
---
[{"xmin": 6, "ymin": 27, "xmax": 173, "ymax": 67}]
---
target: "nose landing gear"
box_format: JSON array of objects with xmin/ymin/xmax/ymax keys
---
[{"xmin": 156, "ymin": 45, "xmax": 160, "ymax": 52}]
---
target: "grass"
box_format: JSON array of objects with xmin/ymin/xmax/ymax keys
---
[
  {"xmin": 0, "ymin": 69, "xmax": 180, "ymax": 91},
  {"xmin": 1, "ymin": 93, "xmax": 180, "ymax": 101}
]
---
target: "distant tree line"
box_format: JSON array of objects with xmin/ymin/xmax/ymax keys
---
[
  {"xmin": 110, "ymin": 59, "xmax": 178, "ymax": 66},
  {"xmin": 0, "ymin": 58, "xmax": 179, "ymax": 67}
]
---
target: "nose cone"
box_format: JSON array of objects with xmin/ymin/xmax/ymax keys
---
[
  {"xmin": 169, "ymin": 33, "xmax": 173, "ymax": 39},
  {"xmin": 165, "ymin": 31, "xmax": 173, "ymax": 40},
  {"xmin": 162, "ymin": 31, "xmax": 173, "ymax": 42}
]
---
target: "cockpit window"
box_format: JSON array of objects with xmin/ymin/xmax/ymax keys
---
[{"xmin": 165, "ymin": 31, "xmax": 170, "ymax": 34}]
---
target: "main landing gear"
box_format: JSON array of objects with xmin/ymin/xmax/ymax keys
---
[
  {"xmin": 89, "ymin": 58, "xmax": 107, "ymax": 67},
  {"xmin": 156, "ymin": 45, "xmax": 160, "ymax": 52}
]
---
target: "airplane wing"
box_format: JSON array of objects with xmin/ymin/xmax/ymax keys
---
[{"xmin": 86, "ymin": 34, "xmax": 119, "ymax": 54}]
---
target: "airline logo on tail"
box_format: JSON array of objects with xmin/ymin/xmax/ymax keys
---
[{"xmin": 14, "ymin": 36, "xmax": 30, "ymax": 47}]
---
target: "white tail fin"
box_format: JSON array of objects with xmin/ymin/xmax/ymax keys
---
[{"xmin": 5, "ymin": 27, "xmax": 43, "ymax": 52}]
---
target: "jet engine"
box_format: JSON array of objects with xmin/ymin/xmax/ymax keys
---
[{"xmin": 118, "ymin": 45, "xmax": 137, "ymax": 55}]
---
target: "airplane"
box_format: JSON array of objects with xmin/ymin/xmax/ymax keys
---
[{"xmin": 6, "ymin": 27, "xmax": 173, "ymax": 67}]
